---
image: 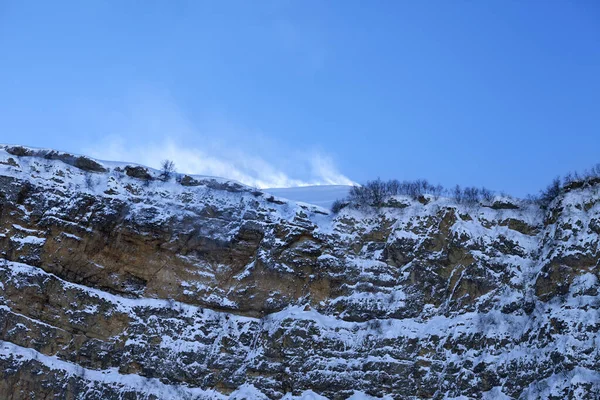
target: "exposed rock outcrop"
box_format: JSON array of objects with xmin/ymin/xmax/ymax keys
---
[{"xmin": 0, "ymin": 145, "xmax": 599, "ymax": 399}]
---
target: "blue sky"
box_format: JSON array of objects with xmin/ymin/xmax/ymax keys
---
[{"xmin": 1, "ymin": 1, "xmax": 599, "ymax": 193}]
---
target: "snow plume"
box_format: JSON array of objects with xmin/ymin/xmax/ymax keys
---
[
  {"xmin": 86, "ymin": 137, "xmax": 355, "ymax": 189},
  {"xmin": 82, "ymin": 95, "xmax": 354, "ymax": 189},
  {"xmin": 308, "ymin": 154, "xmax": 355, "ymax": 186}
]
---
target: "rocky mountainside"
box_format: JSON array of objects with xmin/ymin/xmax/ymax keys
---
[{"xmin": 0, "ymin": 145, "xmax": 599, "ymax": 400}]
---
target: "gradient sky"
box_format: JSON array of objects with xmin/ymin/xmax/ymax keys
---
[{"xmin": 1, "ymin": 1, "xmax": 599, "ymax": 193}]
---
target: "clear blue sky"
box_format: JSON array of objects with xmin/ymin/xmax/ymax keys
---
[{"xmin": 1, "ymin": 1, "xmax": 599, "ymax": 193}]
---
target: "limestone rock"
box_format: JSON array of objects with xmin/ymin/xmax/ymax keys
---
[{"xmin": 0, "ymin": 145, "xmax": 599, "ymax": 399}]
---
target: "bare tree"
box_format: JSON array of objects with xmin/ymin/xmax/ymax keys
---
[
  {"xmin": 452, "ymin": 185, "xmax": 463, "ymax": 203},
  {"xmin": 563, "ymin": 172, "xmax": 574, "ymax": 186},
  {"xmin": 385, "ymin": 179, "xmax": 401, "ymax": 196},
  {"xmin": 160, "ymin": 160, "xmax": 176, "ymax": 181},
  {"xmin": 432, "ymin": 184, "xmax": 444, "ymax": 199},
  {"xmin": 539, "ymin": 177, "xmax": 561, "ymax": 208},
  {"xmin": 480, "ymin": 187, "xmax": 494, "ymax": 203},
  {"xmin": 463, "ymin": 187, "xmax": 480, "ymax": 205},
  {"xmin": 368, "ymin": 178, "xmax": 388, "ymax": 205}
]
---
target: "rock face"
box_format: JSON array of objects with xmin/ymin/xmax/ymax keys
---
[{"xmin": 0, "ymin": 145, "xmax": 599, "ymax": 400}]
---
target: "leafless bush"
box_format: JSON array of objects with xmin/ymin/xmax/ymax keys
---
[
  {"xmin": 431, "ymin": 184, "xmax": 444, "ymax": 199},
  {"xmin": 480, "ymin": 187, "xmax": 494, "ymax": 202},
  {"xmin": 367, "ymin": 178, "xmax": 388, "ymax": 205},
  {"xmin": 333, "ymin": 160, "xmax": 600, "ymax": 212},
  {"xmin": 331, "ymin": 199, "xmax": 349, "ymax": 213},
  {"xmin": 538, "ymin": 177, "xmax": 561, "ymax": 208},
  {"xmin": 563, "ymin": 172, "xmax": 574, "ymax": 186},
  {"xmin": 463, "ymin": 187, "xmax": 480, "ymax": 205},
  {"xmin": 160, "ymin": 159, "xmax": 176, "ymax": 181},
  {"xmin": 452, "ymin": 185, "xmax": 463, "ymax": 203},
  {"xmin": 348, "ymin": 185, "xmax": 371, "ymax": 207},
  {"xmin": 344, "ymin": 178, "xmax": 446, "ymax": 208}
]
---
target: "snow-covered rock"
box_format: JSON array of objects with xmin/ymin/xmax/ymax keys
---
[{"xmin": 0, "ymin": 145, "xmax": 599, "ymax": 399}]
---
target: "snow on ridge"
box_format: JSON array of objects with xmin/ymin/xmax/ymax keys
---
[
  {"xmin": 1, "ymin": 259, "xmax": 256, "ymax": 323},
  {"xmin": 0, "ymin": 144, "xmax": 340, "ymax": 217},
  {"xmin": 1, "ymin": 340, "xmax": 398, "ymax": 399},
  {"xmin": 5, "ymin": 259, "xmax": 599, "ymax": 347},
  {"xmin": 0, "ymin": 144, "xmax": 249, "ymax": 189},
  {"xmin": 1, "ymin": 259, "xmax": 518, "ymax": 341},
  {"xmin": 0, "ymin": 340, "xmax": 227, "ymax": 399},
  {"xmin": 264, "ymin": 185, "xmax": 353, "ymax": 209}
]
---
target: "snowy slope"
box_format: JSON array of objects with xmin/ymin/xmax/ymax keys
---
[{"xmin": 264, "ymin": 185, "xmax": 352, "ymax": 209}]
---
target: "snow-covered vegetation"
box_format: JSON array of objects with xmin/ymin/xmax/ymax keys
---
[{"xmin": 331, "ymin": 163, "xmax": 600, "ymax": 213}]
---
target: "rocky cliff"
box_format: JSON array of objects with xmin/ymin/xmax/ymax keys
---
[{"xmin": 0, "ymin": 145, "xmax": 599, "ymax": 400}]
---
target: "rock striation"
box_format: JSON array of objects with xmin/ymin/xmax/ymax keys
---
[{"xmin": 0, "ymin": 145, "xmax": 599, "ymax": 399}]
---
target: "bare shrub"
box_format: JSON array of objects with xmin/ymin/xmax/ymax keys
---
[
  {"xmin": 463, "ymin": 187, "xmax": 480, "ymax": 205},
  {"xmin": 331, "ymin": 199, "xmax": 349, "ymax": 214},
  {"xmin": 591, "ymin": 163, "xmax": 600, "ymax": 177},
  {"xmin": 335, "ymin": 160, "xmax": 600, "ymax": 212},
  {"xmin": 452, "ymin": 185, "xmax": 463, "ymax": 203},
  {"xmin": 538, "ymin": 177, "xmax": 561, "ymax": 208},
  {"xmin": 348, "ymin": 185, "xmax": 371, "ymax": 207},
  {"xmin": 480, "ymin": 187, "xmax": 494, "ymax": 203},
  {"xmin": 367, "ymin": 179, "xmax": 388, "ymax": 205},
  {"xmin": 563, "ymin": 172, "xmax": 574, "ymax": 186},
  {"xmin": 385, "ymin": 179, "xmax": 401, "ymax": 196},
  {"xmin": 431, "ymin": 184, "xmax": 444, "ymax": 199},
  {"xmin": 160, "ymin": 160, "xmax": 176, "ymax": 181},
  {"xmin": 344, "ymin": 178, "xmax": 447, "ymax": 208}
]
